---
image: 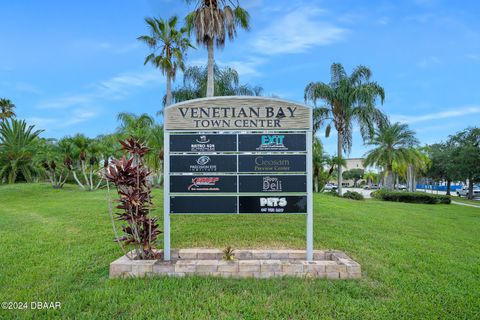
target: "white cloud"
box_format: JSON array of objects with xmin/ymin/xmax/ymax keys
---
[
  {"xmin": 416, "ymin": 56, "xmax": 441, "ymax": 68},
  {"xmin": 219, "ymin": 58, "xmax": 266, "ymax": 78},
  {"xmin": 71, "ymin": 40, "xmax": 140, "ymax": 54},
  {"xmin": 466, "ymin": 53, "xmax": 480, "ymax": 61},
  {"xmin": 15, "ymin": 82, "xmax": 43, "ymax": 95},
  {"xmin": 38, "ymin": 70, "xmax": 162, "ymax": 109},
  {"xmin": 26, "ymin": 108, "xmax": 99, "ymax": 130},
  {"xmin": 32, "ymin": 70, "xmax": 163, "ymax": 130},
  {"xmin": 391, "ymin": 106, "xmax": 480, "ymax": 124},
  {"xmin": 178, "ymin": 57, "xmax": 265, "ymax": 78},
  {"xmin": 253, "ymin": 6, "xmax": 346, "ymax": 55}
]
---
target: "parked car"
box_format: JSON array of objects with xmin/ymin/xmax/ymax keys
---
[
  {"xmin": 397, "ymin": 184, "xmax": 407, "ymax": 190},
  {"xmin": 363, "ymin": 184, "xmax": 379, "ymax": 190},
  {"xmin": 456, "ymin": 186, "xmax": 480, "ymax": 198},
  {"xmin": 324, "ymin": 183, "xmax": 338, "ymax": 191}
]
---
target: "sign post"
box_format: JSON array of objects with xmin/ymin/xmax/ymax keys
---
[{"xmin": 163, "ymin": 96, "xmax": 313, "ymax": 261}]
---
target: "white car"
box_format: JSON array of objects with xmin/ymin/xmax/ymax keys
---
[
  {"xmin": 324, "ymin": 184, "xmax": 338, "ymax": 191},
  {"xmin": 456, "ymin": 186, "xmax": 480, "ymax": 198},
  {"xmin": 397, "ymin": 184, "xmax": 407, "ymax": 190}
]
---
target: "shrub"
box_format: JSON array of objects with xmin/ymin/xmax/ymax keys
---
[
  {"xmin": 372, "ymin": 189, "xmax": 451, "ymax": 204},
  {"xmin": 222, "ymin": 246, "xmax": 235, "ymax": 261},
  {"xmin": 324, "ymin": 190, "xmax": 338, "ymax": 197},
  {"xmin": 343, "ymin": 191, "xmax": 364, "ymax": 200},
  {"xmin": 105, "ymin": 138, "xmax": 162, "ymax": 260}
]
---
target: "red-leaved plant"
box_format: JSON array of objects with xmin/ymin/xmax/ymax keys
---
[{"xmin": 105, "ymin": 138, "xmax": 161, "ymax": 260}]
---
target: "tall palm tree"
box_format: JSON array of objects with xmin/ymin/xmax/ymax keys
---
[
  {"xmin": 165, "ymin": 64, "xmax": 262, "ymax": 106},
  {"xmin": 363, "ymin": 122, "xmax": 419, "ymax": 189},
  {"xmin": 0, "ymin": 98, "xmax": 16, "ymax": 122},
  {"xmin": 304, "ymin": 63, "xmax": 387, "ymax": 195},
  {"xmin": 115, "ymin": 113, "xmax": 166, "ymax": 186},
  {"xmin": 0, "ymin": 119, "xmax": 43, "ymax": 183},
  {"xmin": 185, "ymin": 0, "xmax": 250, "ymax": 97},
  {"xmin": 363, "ymin": 171, "xmax": 378, "ymax": 188},
  {"xmin": 34, "ymin": 138, "xmax": 72, "ymax": 188},
  {"xmin": 145, "ymin": 124, "xmax": 165, "ymax": 186},
  {"xmin": 116, "ymin": 112, "xmax": 155, "ymax": 141},
  {"xmin": 138, "ymin": 16, "xmax": 193, "ymax": 107}
]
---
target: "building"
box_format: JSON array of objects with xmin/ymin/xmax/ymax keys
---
[{"xmin": 328, "ymin": 158, "xmax": 378, "ymax": 187}]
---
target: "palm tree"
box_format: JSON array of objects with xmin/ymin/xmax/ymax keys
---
[
  {"xmin": 0, "ymin": 119, "xmax": 43, "ymax": 183},
  {"xmin": 363, "ymin": 171, "xmax": 378, "ymax": 188},
  {"xmin": 185, "ymin": 0, "xmax": 250, "ymax": 97},
  {"xmin": 116, "ymin": 112, "xmax": 155, "ymax": 141},
  {"xmin": 61, "ymin": 134, "xmax": 103, "ymax": 191},
  {"xmin": 0, "ymin": 98, "xmax": 16, "ymax": 122},
  {"xmin": 34, "ymin": 138, "xmax": 72, "ymax": 188},
  {"xmin": 312, "ymin": 136, "xmax": 326, "ymax": 192},
  {"xmin": 364, "ymin": 122, "xmax": 419, "ymax": 189},
  {"xmin": 165, "ymin": 64, "xmax": 262, "ymax": 106},
  {"xmin": 304, "ymin": 63, "xmax": 387, "ymax": 195},
  {"xmin": 145, "ymin": 124, "xmax": 165, "ymax": 186},
  {"xmin": 138, "ymin": 16, "xmax": 193, "ymax": 107}
]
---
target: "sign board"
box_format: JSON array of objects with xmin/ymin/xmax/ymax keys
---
[
  {"xmin": 238, "ymin": 134, "xmax": 306, "ymax": 152},
  {"xmin": 164, "ymin": 96, "xmax": 313, "ymax": 260},
  {"xmin": 238, "ymin": 155, "xmax": 306, "ymax": 172},
  {"xmin": 164, "ymin": 97, "xmax": 310, "ymax": 130},
  {"xmin": 239, "ymin": 175, "xmax": 306, "ymax": 193},
  {"xmin": 170, "ymin": 155, "xmax": 237, "ymax": 173},
  {"xmin": 170, "ymin": 134, "xmax": 236, "ymax": 152},
  {"xmin": 170, "ymin": 175, "xmax": 237, "ymax": 193},
  {"xmin": 239, "ymin": 196, "xmax": 307, "ymax": 214}
]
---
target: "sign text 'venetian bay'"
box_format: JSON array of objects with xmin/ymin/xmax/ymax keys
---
[
  {"xmin": 163, "ymin": 96, "xmax": 313, "ymax": 261},
  {"xmin": 165, "ymin": 97, "xmax": 310, "ymax": 130}
]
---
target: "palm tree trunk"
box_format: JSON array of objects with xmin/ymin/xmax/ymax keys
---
[
  {"xmin": 337, "ymin": 131, "xmax": 343, "ymax": 196},
  {"xmin": 468, "ymin": 177, "xmax": 474, "ymax": 200},
  {"xmin": 206, "ymin": 38, "xmax": 215, "ymax": 97},
  {"xmin": 385, "ymin": 165, "xmax": 394, "ymax": 190},
  {"xmin": 72, "ymin": 171, "xmax": 86, "ymax": 190},
  {"xmin": 166, "ymin": 72, "xmax": 172, "ymax": 106},
  {"xmin": 446, "ymin": 179, "xmax": 451, "ymax": 196},
  {"xmin": 407, "ymin": 165, "xmax": 414, "ymax": 192}
]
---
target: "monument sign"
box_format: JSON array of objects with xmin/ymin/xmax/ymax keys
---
[{"xmin": 163, "ymin": 97, "xmax": 313, "ymax": 260}]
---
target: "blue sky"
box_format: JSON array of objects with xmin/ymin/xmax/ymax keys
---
[{"xmin": 1, "ymin": 0, "xmax": 479, "ymax": 157}]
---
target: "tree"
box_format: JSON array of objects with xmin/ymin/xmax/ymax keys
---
[
  {"xmin": 61, "ymin": 134, "xmax": 104, "ymax": 191},
  {"xmin": 34, "ymin": 138, "xmax": 72, "ymax": 188},
  {"xmin": 138, "ymin": 16, "xmax": 193, "ymax": 107},
  {"xmin": 343, "ymin": 168, "xmax": 364, "ymax": 187},
  {"xmin": 363, "ymin": 171, "xmax": 378, "ymax": 188},
  {"xmin": 406, "ymin": 147, "xmax": 430, "ymax": 193},
  {"xmin": 185, "ymin": 0, "xmax": 250, "ymax": 97},
  {"xmin": 448, "ymin": 127, "xmax": 480, "ymax": 200},
  {"xmin": 0, "ymin": 98, "xmax": 16, "ymax": 122},
  {"xmin": 0, "ymin": 119, "xmax": 43, "ymax": 183},
  {"xmin": 165, "ymin": 64, "xmax": 263, "ymax": 106},
  {"xmin": 304, "ymin": 63, "xmax": 387, "ymax": 195},
  {"xmin": 116, "ymin": 113, "xmax": 155, "ymax": 141},
  {"xmin": 145, "ymin": 124, "xmax": 164, "ymax": 186},
  {"xmin": 116, "ymin": 113, "xmax": 165, "ymax": 186},
  {"xmin": 425, "ymin": 144, "xmax": 455, "ymax": 194},
  {"xmin": 364, "ymin": 122, "xmax": 419, "ymax": 190},
  {"xmin": 312, "ymin": 137, "xmax": 327, "ymax": 192}
]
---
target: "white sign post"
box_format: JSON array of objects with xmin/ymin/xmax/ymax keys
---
[{"xmin": 163, "ymin": 96, "xmax": 313, "ymax": 261}]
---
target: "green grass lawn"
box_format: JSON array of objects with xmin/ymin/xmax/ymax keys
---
[
  {"xmin": 450, "ymin": 196, "xmax": 480, "ymax": 206},
  {"xmin": 0, "ymin": 184, "xmax": 479, "ymax": 319}
]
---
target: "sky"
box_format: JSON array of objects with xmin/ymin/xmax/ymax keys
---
[{"xmin": 1, "ymin": 0, "xmax": 479, "ymax": 157}]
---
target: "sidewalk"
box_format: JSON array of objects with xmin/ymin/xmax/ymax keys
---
[{"xmin": 451, "ymin": 201, "xmax": 480, "ymax": 208}]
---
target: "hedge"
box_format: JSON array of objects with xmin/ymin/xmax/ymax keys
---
[
  {"xmin": 343, "ymin": 191, "xmax": 364, "ymax": 200},
  {"xmin": 371, "ymin": 189, "xmax": 451, "ymax": 204}
]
